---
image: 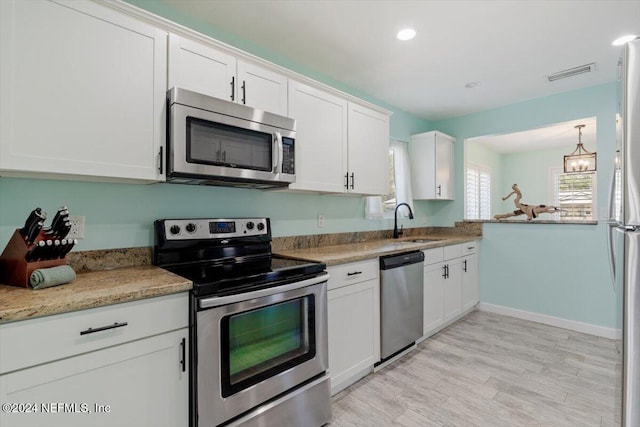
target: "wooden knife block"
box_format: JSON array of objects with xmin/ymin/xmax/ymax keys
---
[{"xmin": 0, "ymin": 229, "xmax": 67, "ymax": 288}]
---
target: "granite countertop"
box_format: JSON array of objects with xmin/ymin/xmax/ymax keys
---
[
  {"xmin": 274, "ymin": 235, "xmax": 480, "ymax": 266},
  {"xmin": 0, "ymin": 266, "xmax": 192, "ymax": 324}
]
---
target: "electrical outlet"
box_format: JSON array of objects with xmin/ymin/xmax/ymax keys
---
[
  {"xmin": 318, "ymin": 214, "xmax": 325, "ymax": 228},
  {"xmin": 67, "ymin": 215, "xmax": 85, "ymax": 239}
]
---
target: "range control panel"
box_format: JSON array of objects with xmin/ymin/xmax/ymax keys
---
[{"xmin": 162, "ymin": 218, "xmax": 269, "ymax": 240}]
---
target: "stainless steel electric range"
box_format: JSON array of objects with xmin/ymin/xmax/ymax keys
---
[{"xmin": 153, "ymin": 217, "xmax": 331, "ymax": 427}]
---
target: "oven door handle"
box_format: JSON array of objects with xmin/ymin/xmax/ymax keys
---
[{"xmin": 199, "ymin": 273, "xmax": 328, "ymax": 309}]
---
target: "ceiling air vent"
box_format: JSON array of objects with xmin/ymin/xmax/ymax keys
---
[{"xmin": 547, "ymin": 63, "xmax": 596, "ymax": 82}]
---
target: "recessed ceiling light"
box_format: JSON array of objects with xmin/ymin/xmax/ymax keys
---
[
  {"xmin": 397, "ymin": 28, "xmax": 416, "ymax": 41},
  {"xmin": 612, "ymin": 34, "xmax": 638, "ymax": 46},
  {"xmin": 465, "ymin": 81, "xmax": 481, "ymax": 88}
]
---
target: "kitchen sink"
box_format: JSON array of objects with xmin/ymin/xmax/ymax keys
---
[{"xmin": 408, "ymin": 238, "xmax": 441, "ymax": 243}]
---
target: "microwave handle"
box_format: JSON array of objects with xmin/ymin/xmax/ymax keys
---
[{"xmin": 273, "ymin": 132, "xmax": 282, "ymax": 173}]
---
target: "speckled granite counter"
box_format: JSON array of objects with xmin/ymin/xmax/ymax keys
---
[
  {"xmin": 0, "ymin": 223, "xmax": 480, "ymax": 323},
  {"xmin": 0, "ymin": 266, "xmax": 192, "ymax": 324},
  {"xmin": 274, "ymin": 235, "xmax": 480, "ymax": 266}
]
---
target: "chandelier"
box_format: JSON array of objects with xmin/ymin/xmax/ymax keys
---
[{"xmin": 563, "ymin": 124, "xmax": 596, "ymax": 173}]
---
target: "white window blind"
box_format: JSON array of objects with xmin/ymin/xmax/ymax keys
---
[
  {"xmin": 465, "ymin": 164, "xmax": 491, "ymax": 220},
  {"xmin": 550, "ymin": 167, "xmax": 596, "ymax": 220}
]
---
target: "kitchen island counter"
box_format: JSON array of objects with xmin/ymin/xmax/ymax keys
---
[
  {"xmin": 274, "ymin": 235, "xmax": 480, "ymax": 266},
  {"xmin": 0, "ymin": 266, "xmax": 192, "ymax": 324}
]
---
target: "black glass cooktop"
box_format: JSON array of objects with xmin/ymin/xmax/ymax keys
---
[{"xmin": 165, "ymin": 255, "xmax": 326, "ymax": 297}]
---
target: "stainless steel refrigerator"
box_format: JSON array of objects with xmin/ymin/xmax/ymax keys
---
[{"xmin": 608, "ymin": 36, "xmax": 640, "ymax": 427}]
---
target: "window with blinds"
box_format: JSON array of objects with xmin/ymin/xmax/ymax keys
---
[
  {"xmin": 465, "ymin": 164, "xmax": 491, "ymax": 220},
  {"xmin": 550, "ymin": 168, "xmax": 596, "ymax": 220}
]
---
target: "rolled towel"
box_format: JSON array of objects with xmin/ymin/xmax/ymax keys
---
[{"xmin": 30, "ymin": 265, "xmax": 76, "ymax": 290}]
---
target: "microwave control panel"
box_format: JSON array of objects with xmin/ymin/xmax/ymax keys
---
[{"xmin": 281, "ymin": 137, "xmax": 295, "ymax": 175}]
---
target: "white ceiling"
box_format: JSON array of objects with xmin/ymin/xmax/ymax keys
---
[
  {"xmin": 469, "ymin": 116, "xmax": 597, "ymax": 153},
  {"xmin": 154, "ymin": 0, "xmax": 640, "ymax": 121}
]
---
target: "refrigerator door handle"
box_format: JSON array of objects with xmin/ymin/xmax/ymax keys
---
[
  {"xmin": 607, "ymin": 162, "xmax": 618, "ymax": 290},
  {"xmin": 608, "ymin": 162, "xmax": 618, "ymax": 222},
  {"xmin": 607, "ymin": 221, "xmax": 617, "ymax": 290}
]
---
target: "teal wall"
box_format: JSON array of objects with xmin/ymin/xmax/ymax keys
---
[
  {"xmin": 0, "ymin": 1, "xmax": 432, "ymax": 251},
  {"xmin": 434, "ymin": 83, "xmax": 620, "ymax": 329}
]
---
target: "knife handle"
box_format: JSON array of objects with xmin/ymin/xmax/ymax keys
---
[
  {"xmin": 59, "ymin": 239, "xmax": 76, "ymax": 258},
  {"xmin": 26, "ymin": 221, "xmax": 44, "ymax": 246},
  {"xmin": 25, "ymin": 240, "xmax": 46, "ymax": 262},
  {"xmin": 20, "ymin": 208, "xmax": 43, "ymax": 236},
  {"xmin": 50, "ymin": 208, "xmax": 68, "ymax": 231}
]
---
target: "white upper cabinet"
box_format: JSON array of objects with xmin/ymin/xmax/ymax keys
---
[
  {"xmin": 168, "ymin": 33, "xmax": 236, "ymax": 101},
  {"xmin": 237, "ymin": 60, "xmax": 288, "ymax": 116},
  {"xmin": 168, "ymin": 34, "xmax": 288, "ymax": 116},
  {"xmin": 0, "ymin": 0, "xmax": 167, "ymax": 182},
  {"xmin": 347, "ymin": 102, "xmax": 390, "ymax": 195},
  {"xmin": 288, "ymin": 80, "xmax": 390, "ymax": 195},
  {"xmin": 288, "ymin": 80, "xmax": 348, "ymax": 193},
  {"xmin": 411, "ymin": 131, "xmax": 455, "ymax": 200}
]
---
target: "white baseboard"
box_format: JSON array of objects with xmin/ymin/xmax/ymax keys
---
[{"xmin": 478, "ymin": 302, "xmax": 622, "ymax": 340}]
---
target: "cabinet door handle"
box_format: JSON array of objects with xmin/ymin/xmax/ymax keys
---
[
  {"xmin": 344, "ymin": 173, "xmax": 349, "ymax": 189},
  {"xmin": 80, "ymin": 321, "xmax": 128, "ymax": 336},
  {"xmin": 463, "ymin": 259, "xmax": 467, "ymax": 272},
  {"xmin": 230, "ymin": 76, "xmax": 235, "ymax": 101},
  {"xmin": 180, "ymin": 337, "xmax": 186, "ymax": 372},
  {"xmin": 437, "ymin": 184, "xmax": 442, "ymax": 197},
  {"xmin": 350, "ymin": 172, "xmax": 355, "ymax": 189},
  {"xmin": 347, "ymin": 271, "xmax": 362, "ymax": 276},
  {"xmin": 158, "ymin": 147, "xmax": 163, "ymax": 175},
  {"xmin": 241, "ymin": 80, "xmax": 246, "ymax": 104},
  {"xmin": 442, "ymin": 265, "xmax": 447, "ymax": 279}
]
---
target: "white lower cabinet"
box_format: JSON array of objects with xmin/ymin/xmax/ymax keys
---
[
  {"xmin": 422, "ymin": 241, "xmax": 480, "ymax": 340},
  {"xmin": 0, "ymin": 293, "xmax": 189, "ymax": 427},
  {"xmin": 423, "ymin": 262, "xmax": 445, "ymax": 335},
  {"xmin": 462, "ymin": 251, "xmax": 480, "ymax": 312},
  {"xmin": 327, "ymin": 260, "xmax": 380, "ymax": 395},
  {"xmin": 443, "ymin": 258, "xmax": 463, "ymax": 323}
]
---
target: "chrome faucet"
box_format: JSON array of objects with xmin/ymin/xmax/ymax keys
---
[{"xmin": 393, "ymin": 202, "xmax": 414, "ymax": 239}]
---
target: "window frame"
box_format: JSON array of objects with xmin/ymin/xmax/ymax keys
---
[
  {"xmin": 465, "ymin": 163, "xmax": 491, "ymax": 220},
  {"xmin": 548, "ymin": 167, "xmax": 597, "ymax": 221}
]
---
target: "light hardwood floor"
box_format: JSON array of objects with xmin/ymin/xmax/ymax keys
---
[{"xmin": 329, "ymin": 310, "xmax": 622, "ymax": 427}]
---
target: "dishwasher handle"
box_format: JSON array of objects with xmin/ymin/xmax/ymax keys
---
[{"xmin": 379, "ymin": 250, "xmax": 425, "ymax": 270}]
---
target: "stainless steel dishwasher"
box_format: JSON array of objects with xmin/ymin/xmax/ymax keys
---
[{"xmin": 379, "ymin": 250, "xmax": 425, "ymax": 361}]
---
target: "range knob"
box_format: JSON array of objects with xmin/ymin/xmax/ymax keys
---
[
  {"xmin": 185, "ymin": 223, "xmax": 197, "ymax": 233},
  {"xmin": 169, "ymin": 225, "xmax": 181, "ymax": 235},
  {"xmin": 246, "ymin": 221, "xmax": 254, "ymax": 230},
  {"xmin": 256, "ymin": 222, "xmax": 265, "ymax": 231}
]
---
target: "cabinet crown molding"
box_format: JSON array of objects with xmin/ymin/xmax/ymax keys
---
[{"xmin": 95, "ymin": 0, "xmax": 392, "ymax": 116}]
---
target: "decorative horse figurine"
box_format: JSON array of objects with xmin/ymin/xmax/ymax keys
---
[{"xmin": 494, "ymin": 184, "xmax": 560, "ymax": 221}]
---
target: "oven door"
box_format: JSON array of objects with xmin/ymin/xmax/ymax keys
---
[
  {"xmin": 169, "ymin": 103, "xmax": 295, "ymax": 185},
  {"xmin": 195, "ymin": 274, "xmax": 328, "ymax": 427}
]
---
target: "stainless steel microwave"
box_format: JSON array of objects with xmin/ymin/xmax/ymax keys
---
[{"xmin": 166, "ymin": 87, "xmax": 296, "ymax": 188}]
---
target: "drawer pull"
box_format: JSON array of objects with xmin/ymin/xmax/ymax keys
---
[
  {"xmin": 467, "ymin": 246, "xmax": 476, "ymax": 250},
  {"xmin": 80, "ymin": 321, "xmax": 128, "ymax": 336},
  {"xmin": 347, "ymin": 271, "xmax": 363, "ymax": 276}
]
